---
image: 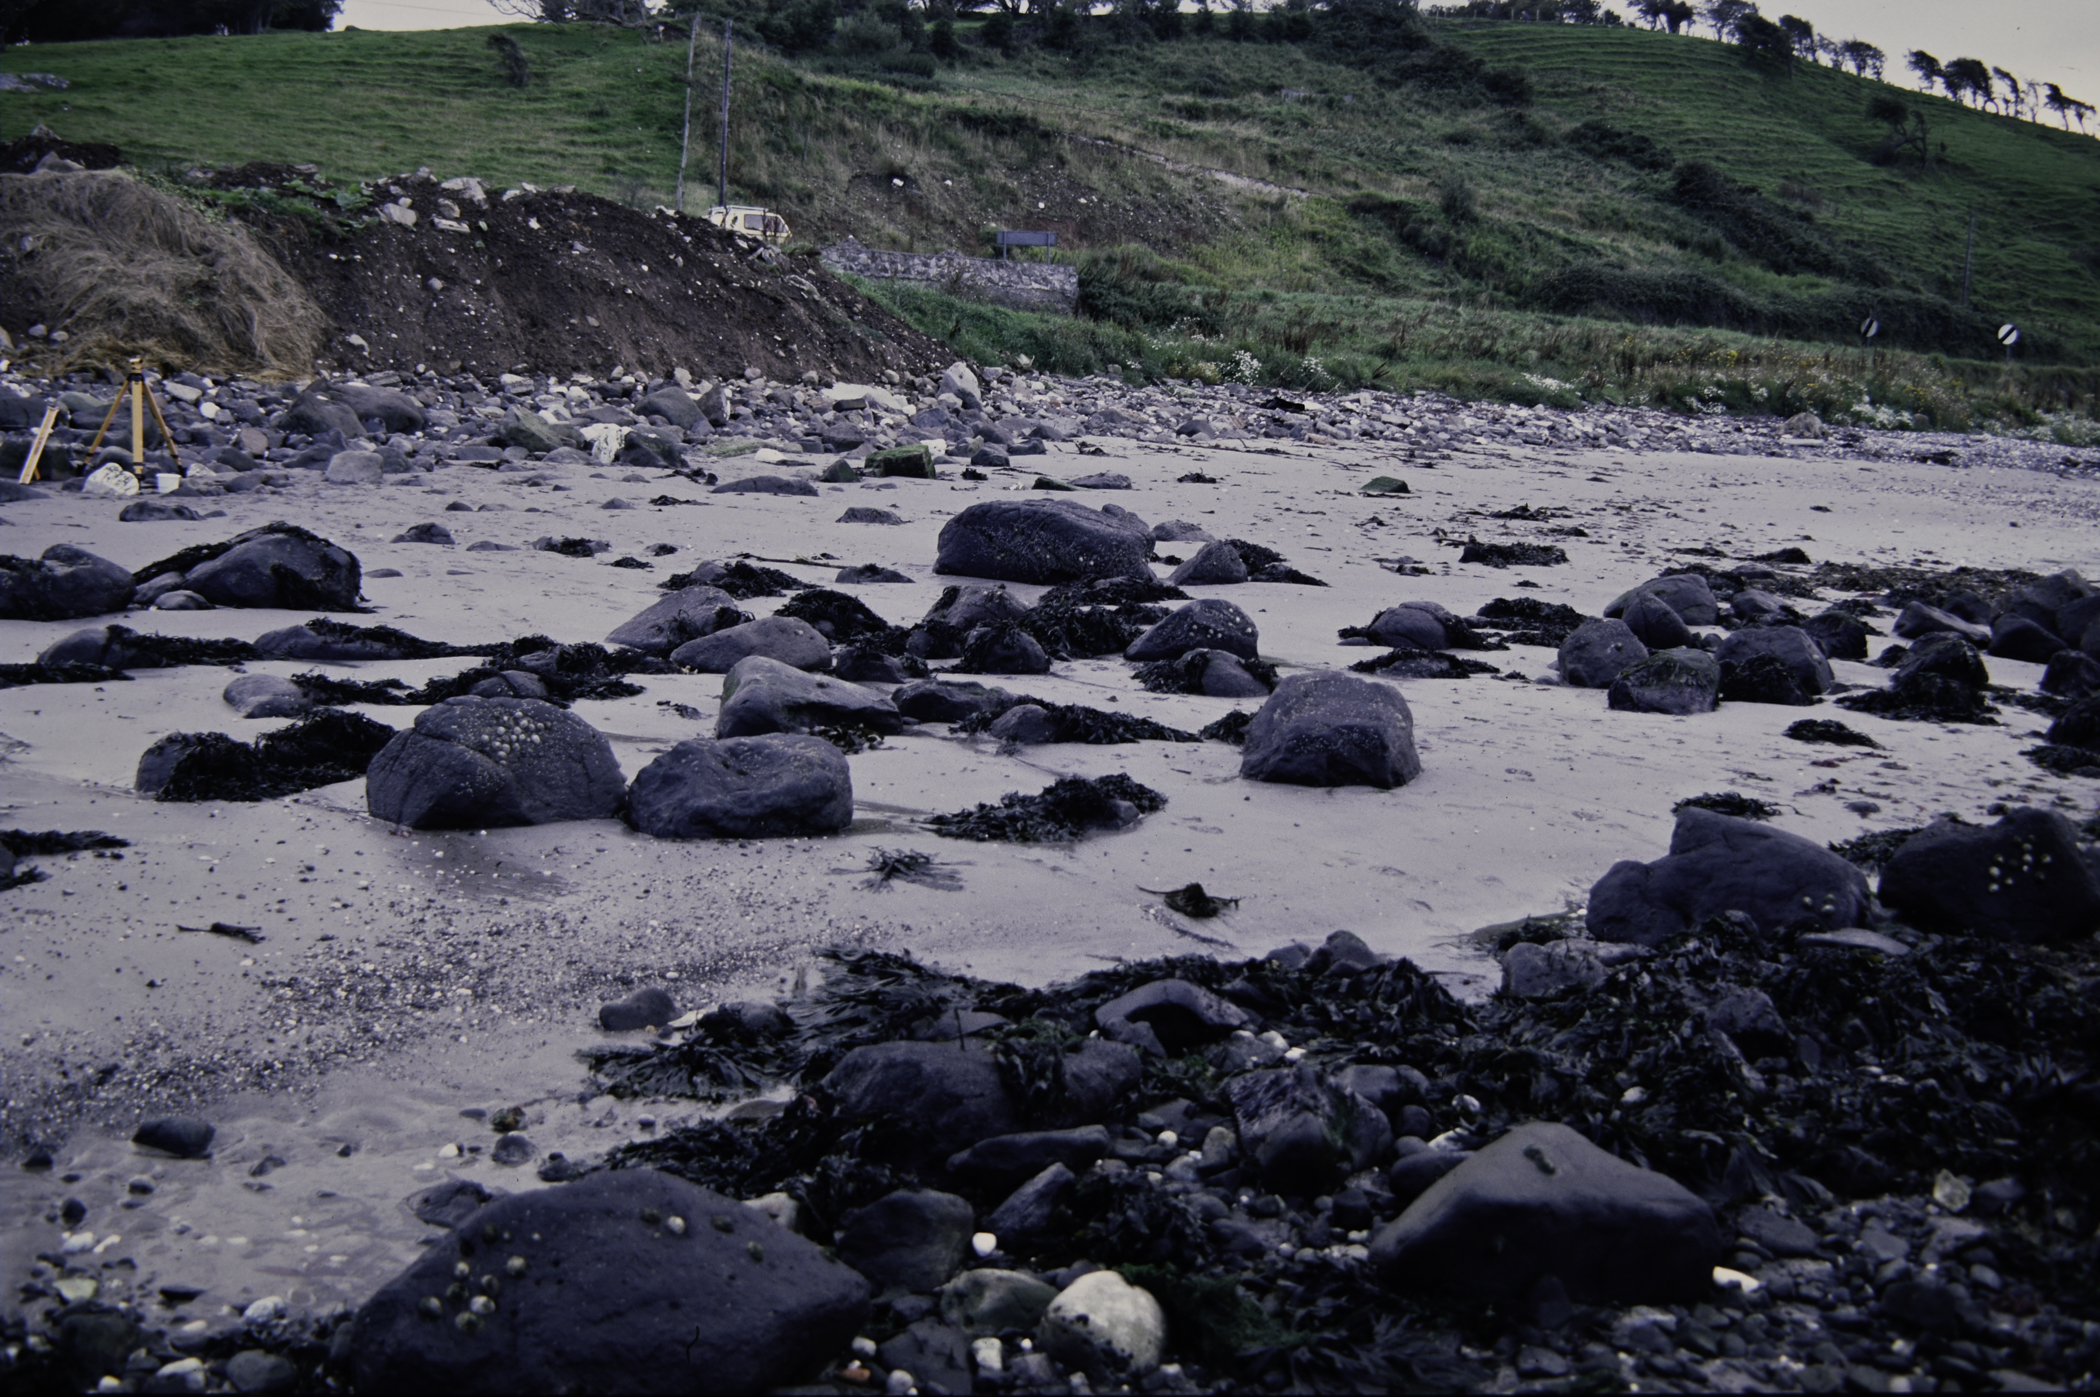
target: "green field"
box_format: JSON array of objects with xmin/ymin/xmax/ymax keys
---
[{"xmin": 4, "ymin": 17, "xmax": 2096, "ymax": 427}]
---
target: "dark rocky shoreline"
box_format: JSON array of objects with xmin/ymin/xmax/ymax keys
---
[{"xmin": 12, "ymin": 899, "xmax": 2097, "ymax": 1393}]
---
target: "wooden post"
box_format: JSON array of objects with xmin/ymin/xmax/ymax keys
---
[
  {"xmin": 717, "ymin": 19, "xmax": 732, "ymax": 213},
  {"xmin": 675, "ymin": 17, "xmax": 699, "ymax": 213},
  {"xmin": 131, "ymin": 363, "xmax": 145, "ymax": 468},
  {"xmin": 17, "ymin": 402, "xmax": 58, "ymax": 483}
]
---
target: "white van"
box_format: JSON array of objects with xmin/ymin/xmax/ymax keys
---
[{"xmin": 705, "ymin": 205, "xmax": 791, "ymax": 245}]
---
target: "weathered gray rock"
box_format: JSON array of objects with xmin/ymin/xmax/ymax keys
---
[
  {"xmin": 940, "ymin": 1269, "xmax": 1059, "ymax": 1336},
  {"xmin": 324, "ymin": 450, "xmax": 385, "ymax": 485},
  {"xmin": 1879, "ymin": 808, "xmax": 2100, "ymax": 943},
  {"xmin": 626, "ymin": 735, "xmax": 852, "ymax": 839},
  {"xmin": 985, "ymin": 1163, "xmax": 1075, "ymax": 1242},
  {"xmin": 223, "ymin": 674, "xmax": 313, "ymax": 719},
  {"xmin": 1893, "ymin": 601, "xmax": 1991, "ymax": 646},
  {"xmin": 1501, "ymin": 940, "xmax": 1608, "ymax": 998},
  {"xmin": 1558, "ymin": 618, "xmax": 1649, "ymax": 689},
  {"xmin": 1716, "ymin": 625, "xmax": 1833, "ymax": 696},
  {"xmin": 1167, "ymin": 540, "xmax": 1248, "ymax": 586},
  {"xmin": 277, "ymin": 386, "xmax": 365, "ymax": 440},
  {"xmin": 350, "ymin": 1169, "xmax": 868, "ymax": 1396},
  {"xmin": 604, "ymin": 585, "xmax": 745, "ymax": 655},
  {"xmin": 0, "ymin": 544, "xmax": 135, "ymax": 620},
  {"xmin": 1370, "ymin": 1121, "xmax": 1723, "ymax": 1304},
  {"xmin": 947, "ymin": 1126, "xmax": 1114, "ymax": 1187},
  {"xmin": 892, "ymin": 678, "xmax": 1012, "ymax": 724},
  {"xmin": 1586, "ymin": 807, "xmax": 1872, "ymax": 946},
  {"xmin": 1038, "ymin": 1270, "xmax": 1166, "ymax": 1381},
  {"xmin": 365, "ymin": 697, "xmax": 627, "ymax": 829},
  {"xmin": 986, "ymin": 703, "xmax": 1058, "ymax": 743},
  {"xmin": 1094, "ymin": 979, "xmax": 1254, "ymax": 1055},
  {"xmin": 714, "ymin": 656, "xmax": 904, "ymax": 739},
  {"xmin": 1604, "ymin": 574, "xmax": 1720, "ymax": 627},
  {"xmin": 1240, "ymin": 671, "xmax": 1421, "ymax": 789},
  {"xmin": 133, "ymin": 1115, "xmax": 214, "ymax": 1159},
  {"xmin": 1606, "ymin": 647, "xmax": 1720, "ymax": 715},
  {"xmin": 37, "ymin": 624, "xmax": 171, "ymax": 671},
  {"xmin": 637, "ymin": 385, "xmax": 703, "ymax": 429},
  {"xmin": 934, "ymin": 499, "xmax": 1154, "ymax": 585},
  {"xmin": 671, "ymin": 615, "xmax": 832, "ymax": 673},
  {"xmin": 333, "ymin": 383, "xmax": 428, "ymax": 434},
  {"xmin": 958, "ymin": 624, "xmax": 1052, "ymax": 675},
  {"xmin": 1801, "ymin": 609, "xmax": 1870, "ymax": 661},
  {"xmin": 496, "ymin": 405, "xmax": 567, "ymax": 453}
]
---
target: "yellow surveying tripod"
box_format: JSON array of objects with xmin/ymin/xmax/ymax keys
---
[{"xmin": 86, "ymin": 357, "xmax": 178, "ymax": 478}]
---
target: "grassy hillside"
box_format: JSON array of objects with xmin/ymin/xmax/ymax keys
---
[{"xmin": 4, "ymin": 18, "xmax": 2096, "ymax": 427}]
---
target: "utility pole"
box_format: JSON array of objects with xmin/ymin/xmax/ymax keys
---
[
  {"xmin": 1960, "ymin": 210, "xmax": 1976, "ymax": 309},
  {"xmin": 674, "ymin": 15, "xmax": 699, "ymax": 213},
  {"xmin": 717, "ymin": 19, "xmax": 733, "ymax": 213}
]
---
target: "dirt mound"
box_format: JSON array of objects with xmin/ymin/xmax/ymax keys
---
[{"xmin": 246, "ymin": 171, "xmax": 947, "ymax": 382}]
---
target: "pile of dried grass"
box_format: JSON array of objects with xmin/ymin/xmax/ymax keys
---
[{"xmin": 0, "ymin": 169, "xmax": 323, "ymax": 377}]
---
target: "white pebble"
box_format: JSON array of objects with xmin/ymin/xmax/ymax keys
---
[
  {"xmin": 885, "ymin": 1370, "xmax": 916, "ymax": 1396},
  {"xmin": 243, "ymin": 1296, "xmax": 286, "ymax": 1324},
  {"xmin": 971, "ymin": 1231, "xmax": 997, "ymax": 1258},
  {"xmin": 971, "ymin": 1336, "xmax": 1003, "ymax": 1376}
]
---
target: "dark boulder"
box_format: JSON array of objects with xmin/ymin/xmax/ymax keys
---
[
  {"xmin": 603, "ymin": 585, "xmax": 745, "ymax": 655},
  {"xmin": 714, "ymin": 656, "xmax": 903, "ymax": 739},
  {"xmin": 39, "ymin": 624, "xmax": 174, "ymax": 671},
  {"xmin": 0, "ymin": 545, "xmax": 135, "ymax": 620},
  {"xmin": 1240, "ymin": 672, "xmax": 1421, "ymax": 789},
  {"xmin": 1715, "ymin": 625, "xmax": 1832, "ymax": 696},
  {"xmin": 670, "ymin": 615, "xmax": 832, "ymax": 673},
  {"xmin": 277, "ymin": 386, "xmax": 366, "ymax": 440},
  {"xmin": 391, "ymin": 522, "xmax": 455, "ymax": 546},
  {"xmin": 627, "ymin": 735, "xmax": 853, "ymax": 839},
  {"xmin": 2040, "ymin": 650, "xmax": 2100, "ymax": 700},
  {"xmin": 1604, "ymin": 574, "xmax": 1719, "ymax": 626},
  {"xmin": 1093, "ymin": 979, "xmax": 1255, "ymax": 1056},
  {"xmin": 350, "ymin": 1169, "xmax": 868, "ymax": 1396},
  {"xmin": 365, "ymin": 697, "xmax": 627, "ymax": 829},
  {"xmin": 223, "ymin": 673, "xmax": 312, "ymax": 719},
  {"xmin": 946, "ymin": 1127, "xmax": 1114, "ymax": 1187},
  {"xmin": 2051, "ymin": 692, "xmax": 2100, "ymax": 750},
  {"xmin": 934, "ymin": 499, "xmax": 1155, "ymax": 586},
  {"xmin": 713, "ymin": 475, "xmax": 819, "ymax": 496},
  {"xmin": 1719, "ymin": 653, "xmax": 1815, "ymax": 706},
  {"xmin": 1988, "ymin": 615, "xmax": 2068, "ymax": 664},
  {"xmin": 1606, "ymin": 648, "xmax": 1719, "ymax": 715},
  {"xmin": 1893, "ymin": 600, "xmax": 1990, "ymax": 646},
  {"xmin": 637, "ymin": 385, "xmax": 704, "ymax": 429},
  {"xmin": 1369, "ymin": 1121, "xmax": 1722, "ymax": 1305},
  {"xmin": 133, "ymin": 1115, "xmax": 214, "ymax": 1159},
  {"xmin": 1226, "ymin": 1065, "xmax": 1393, "ymax": 1195},
  {"xmin": 892, "ymin": 679, "xmax": 1013, "ymax": 724},
  {"xmin": 174, "ymin": 524, "xmax": 363, "ymax": 611},
  {"xmin": 1620, "ymin": 590, "xmax": 1693, "ymax": 650},
  {"xmin": 957, "ymin": 624, "xmax": 1053, "ymax": 675},
  {"xmin": 1586, "ymin": 807, "xmax": 1872, "ymax": 946},
  {"xmin": 835, "ymin": 1190, "xmax": 976, "ymax": 1294},
  {"xmin": 1893, "ymin": 632, "xmax": 1990, "ymax": 691},
  {"xmin": 599, "ymin": 987, "xmax": 677, "ymax": 1032},
  {"xmin": 1879, "ymin": 808, "xmax": 2100, "ymax": 942},
  {"xmin": 1362, "ymin": 602, "xmax": 1453, "ymax": 651},
  {"xmin": 1801, "ymin": 609, "xmax": 1870, "ymax": 661},
  {"xmin": 406, "ymin": 1178, "xmax": 506, "ymax": 1230},
  {"xmin": 821, "ymin": 1041, "xmax": 1021, "ymax": 1169},
  {"xmin": 836, "ymin": 563, "xmax": 913, "ymax": 585},
  {"xmin": 1126, "ymin": 598, "xmax": 1260, "ymax": 662},
  {"xmin": 1167, "ymin": 541, "xmax": 1249, "ymax": 587},
  {"xmin": 1558, "ymin": 619, "xmax": 1648, "ymax": 689}
]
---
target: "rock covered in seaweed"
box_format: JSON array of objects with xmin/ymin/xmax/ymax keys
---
[{"xmin": 364, "ymin": 697, "xmax": 626, "ymax": 829}]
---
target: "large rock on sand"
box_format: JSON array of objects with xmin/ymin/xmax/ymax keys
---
[
  {"xmin": 605, "ymin": 585, "xmax": 745, "ymax": 655},
  {"xmin": 1879, "ymin": 807, "xmax": 2100, "ymax": 943},
  {"xmin": 935, "ymin": 499, "xmax": 1153, "ymax": 585},
  {"xmin": 1586, "ymin": 807, "xmax": 1871, "ymax": 946},
  {"xmin": 366, "ymin": 697, "xmax": 626, "ymax": 828},
  {"xmin": 1370, "ymin": 1121, "xmax": 1722, "ymax": 1305},
  {"xmin": 1125, "ymin": 598, "xmax": 1259, "ymax": 662},
  {"xmin": 670, "ymin": 615, "xmax": 831, "ymax": 673},
  {"xmin": 627, "ymin": 735, "xmax": 853, "ymax": 839},
  {"xmin": 158, "ymin": 523, "xmax": 362, "ymax": 611},
  {"xmin": 1240, "ymin": 672, "xmax": 1421, "ymax": 789},
  {"xmin": 1558, "ymin": 618, "xmax": 1648, "ymax": 689},
  {"xmin": 0, "ymin": 545, "xmax": 135, "ymax": 620},
  {"xmin": 715, "ymin": 656, "xmax": 903, "ymax": 739},
  {"xmin": 1607, "ymin": 648, "xmax": 1719, "ymax": 715},
  {"xmin": 350, "ymin": 1168, "xmax": 868, "ymax": 1396}
]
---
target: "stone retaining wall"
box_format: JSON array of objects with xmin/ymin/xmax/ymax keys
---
[{"xmin": 821, "ymin": 236, "xmax": 1079, "ymax": 316}]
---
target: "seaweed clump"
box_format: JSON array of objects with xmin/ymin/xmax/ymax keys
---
[
  {"xmin": 1829, "ymin": 826, "xmax": 1927, "ymax": 873},
  {"xmin": 1785, "ymin": 718, "xmax": 1882, "ymax": 748},
  {"xmin": 658, "ymin": 559, "xmax": 803, "ymax": 598},
  {"xmin": 1474, "ymin": 596, "xmax": 1588, "ymax": 646},
  {"xmin": 1457, "ymin": 539, "xmax": 1568, "ymax": 568},
  {"xmin": 1673, "ymin": 792, "xmax": 1780, "ymax": 820},
  {"xmin": 1348, "ymin": 647, "xmax": 1501, "ymax": 679},
  {"xmin": 2, "ymin": 829, "xmax": 129, "ymax": 889},
  {"xmin": 141, "ymin": 710, "xmax": 397, "ymax": 802},
  {"xmin": 956, "ymin": 703, "xmax": 1200, "ymax": 745},
  {"xmin": 925, "ymin": 774, "xmax": 1167, "ymax": 842},
  {"xmin": 1134, "ymin": 652, "xmax": 1281, "ymax": 694}
]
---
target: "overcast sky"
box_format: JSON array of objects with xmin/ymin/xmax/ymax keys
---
[{"xmin": 333, "ymin": 0, "xmax": 2100, "ymax": 95}]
